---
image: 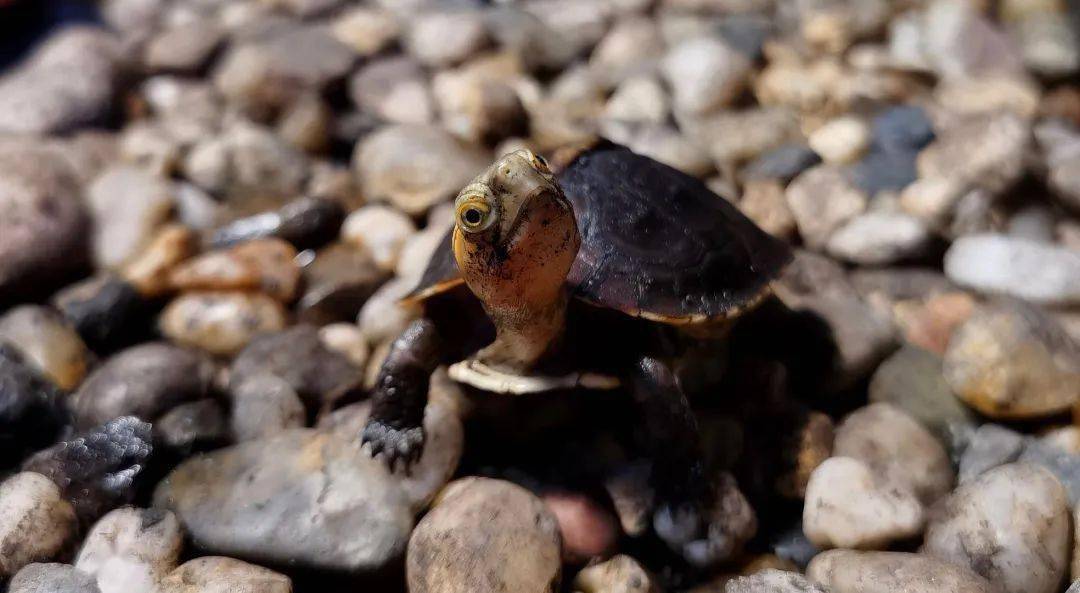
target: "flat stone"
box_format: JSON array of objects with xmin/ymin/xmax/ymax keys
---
[
  {"xmin": 808, "ymin": 550, "xmax": 998, "ymax": 593},
  {"xmin": 943, "ymin": 299, "xmax": 1080, "ymax": 419},
  {"xmin": 155, "ymin": 430, "xmax": 413, "ymax": 574},
  {"xmin": 803, "ymin": 457, "xmax": 925, "ymax": 550},
  {"xmin": 70, "ymin": 342, "xmax": 213, "ymax": 428},
  {"xmin": 945, "ymin": 234, "xmax": 1080, "ymax": 307},
  {"xmin": 922, "ymin": 463, "xmax": 1070, "ymax": 593},
  {"xmin": 0, "ymin": 473, "xmax": 77, "ymax": 578},
  {"xmin": 407, "ymin": 478, "xmax": 561, "ymax": 593}
]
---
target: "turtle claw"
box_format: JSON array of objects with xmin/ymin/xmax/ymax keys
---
[{"xmin": 361, "ymin": 419, "xmax": 425, "ymax": 474}]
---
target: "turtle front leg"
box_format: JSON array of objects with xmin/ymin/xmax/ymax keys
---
[
  {"xmin": 630, "ymin": 356, "xmax": 722, "ymax": 567},
  {"xmin": 362, "ymin": 318, "xmax": 443, "ymax": 472}
]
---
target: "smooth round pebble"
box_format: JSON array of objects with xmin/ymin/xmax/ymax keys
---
[
  {"xmin": 158, "ymin": 557, "xmax": 291, "ymax": 593},
  {"xmin": 9, "ymin": 563, "xmax": 101, "ymax": 593},
  {"xmin": 341, "ymin": 205, "xmax": 417, "ymax": 272},
  {"xmin": 76, "ymin": 507, "xmax": 183, "ymax": 593},
  {"xmin": 0, "ymin": 305, "xmax": 90, "ymax": 391},
  {"xmin": 160, "ymin": 291, "xmax": 288, "ymax": 356},
  {"xmin": 229, "ymin": 374, "xmax": 306, "ymax": 442},
  {"xmin": 0, "ymin": 473, "xmax": 78, "ymax": 577},
  {"xmin": 573, "ymin": 555, "xmax": 659, "ymax": 593},
  {"xmin": 808, "ymin": 550, "xmax": 999, "ymax": 593}
]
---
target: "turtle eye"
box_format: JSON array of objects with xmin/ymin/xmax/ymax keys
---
[
  {"xmin": 530, "ymin": 153, "xmax": 551, "ymax": 174},
  {"xmin": 456, "ymin": 198, "xmax": 494, "ymax": 233}
]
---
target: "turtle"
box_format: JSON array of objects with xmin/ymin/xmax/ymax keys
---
[{"xmin": 361, "ymin": 140, "xmax": 792, "ymax": 566}]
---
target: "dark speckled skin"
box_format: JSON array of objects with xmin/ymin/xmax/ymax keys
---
[{"xmin": 409, "ymin": 141, "xmax": 792, "ymax": 321}]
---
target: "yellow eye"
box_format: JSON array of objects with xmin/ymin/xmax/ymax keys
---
[
  {"xmin": 530, "ymin": 153, "xmax": 551, "ymax": 174},
  {"xmin": 456, "ymin": 199, "xmax": 494, "ymax": 232}
]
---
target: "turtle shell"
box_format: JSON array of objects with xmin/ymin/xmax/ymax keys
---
[{"xmin": 405, "ymin": 142, "xmax": 792, "ymax": 323}]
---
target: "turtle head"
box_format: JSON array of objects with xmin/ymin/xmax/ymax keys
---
[{"xmin": 451, "ymin": 149, "xmax": 581, "ymax": 367}]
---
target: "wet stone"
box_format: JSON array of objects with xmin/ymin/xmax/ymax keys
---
[
  {"xmin": 9, "ymin": 563, "xmax": 101, "ymax": 593},
  {"xmin": 209, "ymin": 196, "xmax": 345, "ymax": 252},
  {"xmin": 23, "ymin": 417, "xmax": 153, "ymax": 523},
  {"xmin": 230, "ymin": 324, "xmax": 364, "ymax": 408},
  {"xmin": 71, "ymin": 342, "xmax": 213, "ymax": 429},
  {"xmin": 0, "ymin": 305, "xmax": 90, "ymax": 392},
  {"xmin": 159, "ymin": 292, "xmax": 288, "ymax": 357},
  {"xmin": 52, "ymin": 276, "xmax": 147, "ymax": 354}
]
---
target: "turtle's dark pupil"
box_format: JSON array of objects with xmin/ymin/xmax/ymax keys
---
[{"xmin": 465, "ymin": 208, "xmax": 482, "ymax": 225}]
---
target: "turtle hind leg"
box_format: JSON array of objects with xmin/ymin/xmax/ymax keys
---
[
  {"xmin": 630, "ymin": 355, "xmax": 722, "ymax": 566},
  {"xmin": 362, "ymin": 318, "xmax": 443, "ymax": 472}
]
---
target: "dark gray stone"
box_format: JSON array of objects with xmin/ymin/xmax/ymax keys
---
[
  {"xmin": 742, "ymin": 144, "xmax": 821, "ymax": 183},
  {"xmin": 871, "ymin": 105, "xmax": 935, "ymax": 154},
  {"xmin": 850, "ymin": 149, "xmax": 918, "ymax": 195}
]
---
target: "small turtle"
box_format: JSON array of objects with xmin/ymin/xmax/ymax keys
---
[{"xmin": 362, "ymin": 140, "xmax": 792, "ymax": 565}]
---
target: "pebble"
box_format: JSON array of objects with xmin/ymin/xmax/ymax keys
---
[
  {"xmin": 1014, "ymin": 12, "xmax": 1080, "ymax": 78},
  {"xmin": 121, "ymin": 225, "xmax": 198, "ymax": 298},
  {"xmin": 277, "ymin": 93, "xmax": 333, "ymax": 154},
  {"xmin": 158, "ymin": 557, "xmax": 292, "ymax": 593},
  {"xmin": 297, "ymin": 242, "xmax": 388, "ymax": 325},
  {"xmin": 159, "ymin": 291, "xmax": 288, "ymax": 356},
  {"xmin": 742, "ymin": 144, "xmax": 821, "ymax": 184},
  {"xmin": 432, "ymin": 67, "xmax": 528, "ymax": 145},
  {"xmin": 541, "ymin": 490, "xmax": 619, "ymax": 563},
  {"xmin": 0, "ymin": 347, "xmax": 65, "ymax": 466},
  {"xmin": 230, "ymin": 324, "xmax": 364, "ymax": 407},
  {"xmin": 590, "ymin": 16, "xmax": 664, "ymax": 88},
  {"xmin": 868, "ymin": 346, "xmax": 978, "ymax": 455},
  {"xmin": 405, "ymin": 10, "xmax": 489, "ymax": 68},
  {"xmin": 785, "ymin": 165, "xmax": 868, "ymax": 250},
  {"xmin": 893, "ymin": 291, "xmax": 978, "ymax": 355},
  {"xmin": 776, "ymin": 411, "xmax": 835, "ymax": 500},
  {"xmin": 662, "ymin": 36, "xmax": 751, "ymax": 116},
  {"xmin": 53, "ymin": 276, "xmax": 146, "ymax": 353},
  {"xmin": 724, "ymin": 570, "xmax": 825, "ymax": 593},
  {"xmin": 157, "ymin": 399, "xmax": 228, "ymax": 452},
  {"xmin": 229, "ymin": 374, "xmax": 306, "ymax": 442},
  {"xmin": 0, "ymin": 473, "xmax": 78, "ymax": 577},
  {"xmin": 213, "ymin": 24, "xmax": 355, "ymax": 117},
  {"xmin": 170, "ymin": 239, "xmax": 300, "ymax": 303},
  {"xmin": 802, "ymin": 457, "xmax": 925, "ymax": 550},
  {"xmin": 0, "ymin": 27, "xmax": 122, "ymax": 135},
  {"xmin": 807, "ymin": 550, "xmax": 999, "ymax": 593},
  {"xmin": 738, "ymin": 180, "xmax": 797, "ymax": 240},
  {"xmin": 9, "ymin": 563, "xmax": 101, "ymax": 593},
  {"xmin": 809, "ymin": 117, "xmax": 870, "ymax": 164},
  {"xmin": 75, "ymin": 508, "xmax": 183, "ymax": 593},
  {"xmin": 185, "ymin": 121, "xmax": 309, "ymax": 200},
  {"xmin": 672, "ymin": 472, "xmax": 758, "ymax": 567},
  {"xmin": 318, "ymin": 323, "xmax": 370, "ymax": 369},
  {"xmin": 0, "ymin": 305, "xmax": 90, "ymax": 391},
  {"xmin": 155, "ymin": 430, "xmax": 413, "ymax": 574},
  {"xmin": 934, "ymin": 75, "xmax": 1041, "ymax": 119},
  {"xmin": 87, "ymin": 166, "xmax": 176, "ymax": 270},
  {"xmin": 407, "ymin": 478, "xmax": 561, "ymax": 593},
  {"xmin": 943, "ymin": 299, "xmax": 1080, "ymax": 419},
  {"xmin": 573, "ymin": 555, "xmax": 659, "ymax": 593},
  {"xmin": 689, "ymin": 107, "xmax": 800, "ymax": 164},
  {"xmin": 0, "ymin": 147, "xmax": 90, "ymax": 303},
  {"xmin": 144, "ymin": 21, "xmax": 226, "ymax": 73},
  {"xmin": 332, "ymin": 8, "xmax": 401, "ymax": 57},
  {"xmin": 1017, "ymin": 440, "xmax": 1080, "ymax": 507},
  {"xmin": 958, "ymin": 424, "xmax": 1025, "ymax": 483},
  {"xmin": 23, "ymin": 417, "xmax": 153, "ymax": 522},
  {"xmin": 917, "ymin": 113, "xmax": 1030, "ymax": 195},
  {"xmin": 826, "ymin": 212, "xmax": 931, "ymax": 265},
  {"xmin": 358, "ymin": 276, "xmax": 423, "ymax": 347},
  {"xmin": 353, "ymin": 125, "xmax": 489, "ymax": 216},
  {"xmin": 945, "ymin": 234, "xmax": 1080, "ymax": 307},
  {"xmin": 210, "ymin": 196, "xmax": 345, "ymax": 252},
  {"xmin": 834, "ymin": 403, "xmax": 954, "ymax": 504},
  {"xmin": 849, "ymin": 149, "xmax": 919, "ymax": 197},
  {"xmin": 871, "ymin": 105, "xmax": 935, "ymax": 154},
  {"xmin": 70, "ymin": 342, "xmax": 214, "ymax": 428},
  {"xmin": 341, "ymin": 205, "xmax": 418, "ymax": 272},
  {"xmin": 614, "ymin": 124, "xmax": 715, "ymax": 179},
  {"xmin": 922, "ymin": 463, "xmax": 1070, "ymax": 593},
  {"xmin": 349, "ymin": 57, "xmax": 435, "ymax": 125}
]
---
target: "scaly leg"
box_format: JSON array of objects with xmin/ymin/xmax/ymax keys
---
[{"xmin": 362, "ymin": 318, "xmax": 443, "ymax": 472}]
